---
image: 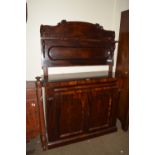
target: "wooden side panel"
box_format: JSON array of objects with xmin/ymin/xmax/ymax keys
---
[
  {"xmin": 26, "ymin": 81, "xmax": 39, "ymax": 142},
  {"xmin": 117, "ymin": 77, "xmax": 129, "ymax": 130},
  {"xmin": 116, "ymin": 10, "xmax": 129, "ymax": 73},
  {"xmin": 116, "ymin": 10, "xmax": 129, "ymax": 131}
]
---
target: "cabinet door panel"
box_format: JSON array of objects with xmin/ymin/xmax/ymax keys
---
[
  {"xmin": 88, "ymin": 88, "xmax": 114, "ymax": 131},
  {"xmin": 58, "ymin": 92, "xmax": 84, "ymax": 138},
  {"xmin": 46, "ymin": 90, "xmax": 85, "ymax": 142},
  {"xmin": 46, "ymin": 85, "xmax": 118, "ymax": 144}
]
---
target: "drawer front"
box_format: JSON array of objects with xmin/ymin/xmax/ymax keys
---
[{"xmin": 45, "ymin": 78, "xmax": 117, "ymax": 97}]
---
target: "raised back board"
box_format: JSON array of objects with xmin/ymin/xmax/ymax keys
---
[{"xmin": 40, "ymin": 20, "xmax": 116, "ymax": 77}]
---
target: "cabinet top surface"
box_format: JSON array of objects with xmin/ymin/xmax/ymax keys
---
[{"xmin": 42, "ymin": 71, "xmax": 116, "ymax": 83}]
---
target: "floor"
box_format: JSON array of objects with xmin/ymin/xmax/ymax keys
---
[{"xmin": 26, "ymin": 120, "xmax": 129, "ymax": 155}]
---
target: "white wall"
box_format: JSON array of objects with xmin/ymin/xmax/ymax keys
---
[{"xmin": 26, "ymin": 0, "xmax": 129, "ymax": 80}]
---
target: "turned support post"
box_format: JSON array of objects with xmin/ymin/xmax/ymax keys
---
[{"xmin": 35, "ymin": 76, "xmax": 47, "ymax": 150}]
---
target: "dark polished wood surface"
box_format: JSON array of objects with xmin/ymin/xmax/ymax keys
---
[
  {"xmin": 116, "ymin": 10, "xmax": 129, "ymax": 131},
  {"xmin": 38, "ymin": 20, "xmax": 118, "ymax": 149},
  {"xmin": 44, "ymin": 76, "xmax": 118, "ymax": 148},
  {"xmin": 40, "ymin": 20, "xmax": 116, "ymax": 77},
  {"xmin": 40, "ymin": 20, "xmax": 115, "ymax": 39},
  {"xmin": 26, "ymin": 81, "xmax": 40, "ymax": 142}
]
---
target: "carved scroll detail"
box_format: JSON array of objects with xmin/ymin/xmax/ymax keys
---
[
  {"xmin": 58, "ymin": 19, "xmax": 67, "ymax": 26},
  {"xmin": 95, "ymin": 23, "xmax": 104, "ymax": 30},
  {"xmin": 48, "ymin": 46, "xmax": 54, "ymax": 60}
]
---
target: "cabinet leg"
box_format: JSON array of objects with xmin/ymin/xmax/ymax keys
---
[
  {"xmin": 41, "ymin": 135, "xmax": 47, "ymax": 150},
  {"xmin": 120, "ymin": 115, "xmax": 129, "ymax": 131},
  {"xmin": 121, "ymin": 122, "xmax": 128, "ymax": 131}
]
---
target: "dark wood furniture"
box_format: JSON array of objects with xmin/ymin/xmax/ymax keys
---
[
  {"xmin": 36, "ymin": 20, "xmax": 119, "ymax": 149},
  {"xmin": 26, "ymin": 81, "xmax": 40, "ymax": 142},
  {"xmin": 116, "ymin": 10, "xmax": 129, "ymax": 131}
]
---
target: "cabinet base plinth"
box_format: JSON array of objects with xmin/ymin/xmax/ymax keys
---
[{"xmin": 47, "ymin": 126, "xmax": 117, "ymax": 149}]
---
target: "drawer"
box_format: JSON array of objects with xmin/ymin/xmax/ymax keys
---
[
  {"xmin": 45, "ymin": 83, "xmax": 117, "ymax": 99},
  {"xmin": 45, "ymin": 77, "xmax": 117, "ymax": 88}
]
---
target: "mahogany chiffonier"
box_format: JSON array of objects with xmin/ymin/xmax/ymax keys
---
[{"xmin": 35, "ymin": 20, "xmax": 119, "ymax": 150}]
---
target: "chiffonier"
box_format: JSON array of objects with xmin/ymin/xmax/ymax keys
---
[{"xmin": 35, "ymin": 20, "xmax": 119, "ymax": 150}]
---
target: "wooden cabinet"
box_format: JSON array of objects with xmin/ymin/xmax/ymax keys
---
[
  {"xmin": 43, "ymin": 76, "xmax": 118, "ymax": 148},
  {"xmin": 116, "ymin": 10, "xmax": 129, "ymax": 130},
  {"xmin": 36, "ymin": 21, "xmax": 119, "ymax": 149},
  {"xmin": 26, "ymin": 81, "xmax": 39, "ymax": 142}
]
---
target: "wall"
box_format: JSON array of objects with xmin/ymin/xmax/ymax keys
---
[{"xmin": 26, "ymin": 0, "xmax": 129, "ymax": 80}]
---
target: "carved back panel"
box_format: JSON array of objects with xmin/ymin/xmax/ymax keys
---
[{"xmin": 40, "ymin": 20, "xmax": 116, "ymax": 77}]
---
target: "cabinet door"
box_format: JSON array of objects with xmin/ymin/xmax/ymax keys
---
[
  {"xmin": 87, "ymin": 88, "xmax": 118, "ymax": 132},
  {"xmin": 46, "ymin": 90, "xmax": 86, "ymax": 142},
  {"xmin": 46, "ymin": 85, "xmax": 118, "ymax": 143}
]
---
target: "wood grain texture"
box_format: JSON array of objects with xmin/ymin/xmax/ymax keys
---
[
  {"xmin": 40, "ymin": 20, "xmax": 115, "ymax": 73},
  {"xmin": 44, "ymin": 77, "xmax": 118, "ymax": 148},
  {"xmin": 116, "ymin": 10, "xmax": 129, "ymax": 131},
  {"xmin": 38, "ymin": 20, "xmax": 119, "ymax": 149},
  {"xmin": 40, "ymin": 20, "xmax": 114, "ymax": 39},
  {"xmin": 26, "ymin": 81, "xmax": 39, "ymax": 142}
]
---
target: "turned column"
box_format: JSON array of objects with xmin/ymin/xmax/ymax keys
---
[{"xmin": 35, "ymin": 76, "xmax": 47, "ymax": 150}]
